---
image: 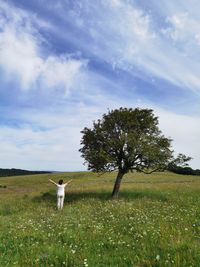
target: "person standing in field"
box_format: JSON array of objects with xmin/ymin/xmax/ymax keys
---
[{"xmin": 49, "ymin": 179, "xmax": 72, "ymax": 210}]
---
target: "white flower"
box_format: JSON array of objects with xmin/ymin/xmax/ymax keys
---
[
  {"xmin": 83, "ymin": 258, "xmax": 89, "ymax": 267},
  {"xmin": 156, "ymin": 255, "xmax": 160, "ymax": 261}
]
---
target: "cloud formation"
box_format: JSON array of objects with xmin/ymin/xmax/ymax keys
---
[
  {"xmin": 0, "ymin": 1, "xmax": 86, "ymax": 93},
  {"xmin": 0, "ymin": 0, "xmax": 199, "ymax": 171},
  {"xmin": 38, "ymin": 0, "xmax": 200, "ymax": 93}
]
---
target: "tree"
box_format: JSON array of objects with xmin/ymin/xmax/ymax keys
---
[
  {"xmin": 79, "ymin": 108, "xmax": 173, "ymax": 198},
  {"xmin": 167, "ymin": 153, "xmax": 193, "ymax": 175},
  {"xmin": 168, "ymin": 153, "xmax": 192, "ymax": 169}
]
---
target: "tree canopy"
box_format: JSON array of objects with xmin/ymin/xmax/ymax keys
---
[{"xmin": 79, "ymin": 108, "xmax": 174, "ymax": 197}]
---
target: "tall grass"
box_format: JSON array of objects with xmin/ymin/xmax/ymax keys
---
[{"xmin": 0, "ymin": 171, "xmax": 200, "ymax": 266}]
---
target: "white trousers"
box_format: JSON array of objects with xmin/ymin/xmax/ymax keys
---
[{"xmin": 57, "ymin": 195, "xmax": 65, "ymax": 210}]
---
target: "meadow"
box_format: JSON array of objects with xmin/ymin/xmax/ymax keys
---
[{"xmin": 1, "ymin": 171, "xmax": 200, "ymax": 267}]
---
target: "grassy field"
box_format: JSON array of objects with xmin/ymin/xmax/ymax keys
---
[{"xmin": 1, "ymin": 171, "xmax": 200, "ymax": 267}]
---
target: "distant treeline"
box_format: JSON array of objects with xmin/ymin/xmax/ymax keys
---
[
  {"xmin": 168, "ymin": 165, "xmax": 200, "ymax": 175},
  {"xmin": 0, "ymin": 168, "xmax": 51, "ymax": 177}
]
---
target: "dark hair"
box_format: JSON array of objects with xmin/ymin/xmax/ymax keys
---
[{"xmin": 58, "ymin": 179, "xmax": 63, "ymax": 185}]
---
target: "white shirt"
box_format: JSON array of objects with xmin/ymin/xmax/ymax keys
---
[{"xmin": 57, "ymin": 184, "xmax": 66, "ymax": 196}]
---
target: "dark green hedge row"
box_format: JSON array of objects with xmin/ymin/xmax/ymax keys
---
[
  {"xmin": 168, "ymin": 165, "xmax": 200, "ymax": 175},
  {"xmin": 0, "ymin": 168, "xmax": 51, "ymax": 177}
]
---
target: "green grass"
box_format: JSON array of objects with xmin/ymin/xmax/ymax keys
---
[{"xmin": 1, "ymin": 171, "xmax": 200, "ymax": 266}]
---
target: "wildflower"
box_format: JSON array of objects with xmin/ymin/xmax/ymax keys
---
[
  {"xmin": 156, "ymin": 255, "xmax": 160, "ymax": 261},
  {"xmin": 83, "ymin": 258, "xmax": 88, "ymax": 267},
  {"xmin": 143, "ymin": 231, "xmax": 147, "ymax": 236}
]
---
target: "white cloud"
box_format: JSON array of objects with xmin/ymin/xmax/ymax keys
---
[
  {"xmin": 0, "ymin": 26, "xmax": 43, "ymax": 89},
  {"xmin": 157, "ymin": 109, "xmax": 200, "ymax": 169},
  {"xmin": 3, "ymin": 0, "xmax": 200, "ymax": 94},
  {"xmin": 0, "ymin": 94, "xmax": 199, "ymax": 171},
  {"xmin": 0, "ymin": 125, "xmax": 83, "ymax": 171},
  {"xmin": 48, "ymin": 0, "xmax": 200, "ymax": 93},
  {"xmin": 40, "ymin": 56, "xmax": 86, "ymax": 95},
  {"xmin": 163, "ymin": 12, "xmax": 200, "ymax": 45},
  {"xmin": 0, "ymin": 99, "xmax": 115, "ymax": 171},
  {"xmin": 0, "ymin": 1, "xmax": 87, "ymax": 92},
  {"xmin": 108, "ymin": 2, "xmax": 200, "ymax": 93}
]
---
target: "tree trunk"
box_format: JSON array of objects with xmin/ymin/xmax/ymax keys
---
[{"xmin": 111, "ymin": 170, "xmax": 124, "ymax": 198}]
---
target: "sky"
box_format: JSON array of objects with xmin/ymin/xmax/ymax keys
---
[{"xmin": 0, "ymin": 0, "xmax": 200, "ymax": 171}]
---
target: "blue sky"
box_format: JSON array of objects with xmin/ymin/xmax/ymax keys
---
[{"xmin": 0, "ymin": 0, "xmax": 200, "ymax": 171}]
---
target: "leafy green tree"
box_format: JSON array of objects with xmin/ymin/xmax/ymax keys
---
[
  {"xmin": 167, "ymin": 153, "xmax": 193, "ymax": 175},
  {"xmin": 168, "ymin": 153, "xmax": 192, "ymax": 168},
  {"xmin": 79, "ymin": 108, "xmax": 173, "ymax": 198}
]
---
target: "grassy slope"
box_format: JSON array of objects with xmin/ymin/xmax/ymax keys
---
[{"xmin": 1, "ymin": 171, "xmax": 200, "ymax": 267}]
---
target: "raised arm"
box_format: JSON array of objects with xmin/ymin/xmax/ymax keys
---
[
  {"xmin": 49, "ymin": 179, "xmax": 58, "ymax": 186},
  {"xmin": 64, "ymin": 180, "xmax": 72, "ymax": 186}
]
